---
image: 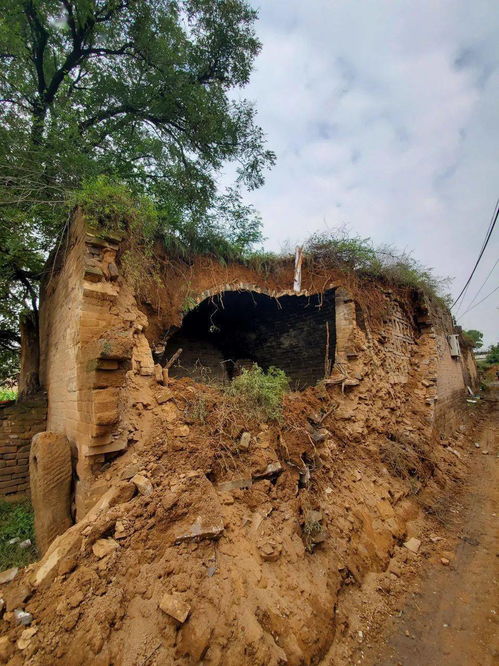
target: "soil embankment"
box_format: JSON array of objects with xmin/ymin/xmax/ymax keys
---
[
  {"xmin": 326, "ymin": 384, "xmax": 498, "ymax": 666},
  {"xmin": 365, "ymin": 384, "xmax": 498, "ymax": 666},
  {"xmin": 0, "ymin": 382, "xmax": 493, "ymax": 665}
]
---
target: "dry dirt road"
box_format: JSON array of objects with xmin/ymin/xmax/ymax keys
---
[{"xmin": 366, "ymin": 386, "xmax": 498, "ymax": 666}]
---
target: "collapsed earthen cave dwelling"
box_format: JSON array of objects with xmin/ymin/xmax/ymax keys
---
[{"xmin": 0, "ymin": 210, "xmax": 479, "ymax": 665}]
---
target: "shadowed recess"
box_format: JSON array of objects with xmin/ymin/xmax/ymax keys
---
[{"xmin": 160, "ymin": 289, "xmax": 337, "ymax": 389}]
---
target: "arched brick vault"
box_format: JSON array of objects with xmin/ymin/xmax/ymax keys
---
[
  {"xmin": 153, "ymin": 284, "xmax": 366, "ymax": 390},
  {"xmin": 27, "ymin": 214, "xmax": 475, "ymax": 515}
]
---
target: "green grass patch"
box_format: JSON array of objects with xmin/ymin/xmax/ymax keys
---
[
  {"xmin": 225, "ymin": 364, "xmax": 290, "ymax": 422},
  {"xmin": 0, "ymin": 388, "xmax": 17, "ymax": 402},
  {"xmin": 303, "ymin": 228, "xmax": 451, "ymax": 304},
  {"xmin": 0, "ymin": 500, "xmax": 37, "ymax": 571}
]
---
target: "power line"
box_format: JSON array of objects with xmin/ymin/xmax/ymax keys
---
[
  {"xmin": 458, "ymin": 284, "xmax": 499, "ymax": 318},
  {"xmin": 453, "ymin": 199, "xmax": 498, "ymax": 310},
  {"xmin": 462, "ymin": 257, "xmax": 498, "ymax": 312},
  {"xmin": 451, "ymin": 199, "xmax": 498, "ymax": 309},
  {"xmin": 454, "ymin": 208, "xmax": 496, "ymax": 315}
]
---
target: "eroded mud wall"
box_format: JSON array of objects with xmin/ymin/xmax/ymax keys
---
[{"xmin": 35, "ymin": 211, "xmax": 473, "ymax": 518}]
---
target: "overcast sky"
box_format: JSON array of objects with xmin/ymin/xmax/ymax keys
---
[{"xmin": 240, "ymin": 0, "xmax": 498, "ymax": 346}]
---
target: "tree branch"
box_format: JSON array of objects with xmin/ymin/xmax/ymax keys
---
[{"xmin": 23, "ymin": 1, "xmax": 48, "ymax": 97}]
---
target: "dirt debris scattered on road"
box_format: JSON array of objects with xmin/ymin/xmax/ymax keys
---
[{"xmin": 0, "ymin": 379, "xmax": 494, "ymax": 665}]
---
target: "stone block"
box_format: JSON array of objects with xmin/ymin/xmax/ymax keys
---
[
  {"xmin": 107, "ymin": 262, "xmax": 119, "ymax": 280},
  {"xmin": 0, "ymin": 567, "xmax": 18, "ymax": 584},
  {"xmin": 156, "ymin": 388, "xmax": 173, "ymax": 404},
  {"xmin": 30, "ymin": 432, "xmax": 72, "ymax": 555},
  {"xmin": 83, "ymin": 265, "xmax": 104, "ymax": 283},
  {"xmin": 93, "ymin": 409, "xmax": 119, "ymax": 426},
  {"xmin": 238, "ymin": 432, "xmax": 251, "ymax": 452},
  {"xmin": 83, "ymin": 440, "xmax": 126, "ymax": 456},
  {"xmin": 92, "ymin": 370, "xmax": 126, "ymax": 389},
  {"xmin": 131, "ymin": 474, "xmax": 153, "ymax": 496},
  {"xmin": 217, "ymin": 478, "xmax": 252, "ymax": 492},
  {"xmin": 33, "ymin": 527, "xmax": 82, "ymax": 588},
  {"xmin": 92, "ymin": 538, "xmax": 119, "ymax": 559},
  {"xmin": 174, "ymin": 514, "xmax": 224, "ymax": 544},
  {"xmin": 252, "ymin": 462, "xmax": 283, "ymax": 480},
  {"xmin": 90, "ymin": 424, "xmax": 114, "ymax": 439},
  {"xmin": 154, "ymin": 364, "xmax": 164, "ymax": 383},
  {"xmin": 83, "ymin": 280, "xmax": 118, "ymax": 302},
  {"xmin": 172, "ymin": 477, "xmax": 224, "ymax": 544},
  {"xmin": 120, "ymin": 463, "xmax": 140, "ymax": 480},
  {"xmin": 92, "ymin": 387, "xmax": 119, "ymax": 407},
  {"xmin": 159, "ymin": 593, "xmax": 190, "ymax": 623},
  {"xmin": 17, "ymin": 627, "xmax": 37, "ymax": 650},
  {"xmin": 97, "ymin": 333, "xmax": 134, "ymax": 360},
  {"xmin": 403, "ymin": 537, "xmax": 421, "ymax": 554},
  {"xmin": 132, "ymin": 334, "xmax": 155, "ymax": 376}
]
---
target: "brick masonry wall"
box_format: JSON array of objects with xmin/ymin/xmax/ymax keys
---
[
  {"xmin": 461, "ymin": 344, "xmax": 478, "ymax": 390},
  {"xmin": 164, "ymin": 290, "xmax": 337, "ymax": 389},
  {"xmin": 233, "ymin": 292, "xmax": 336, "ymax": 389},
  {"xmin": 38, "ymin": 211, "xmax": 161, "ymax": 516},
  {"xmin": 0, "ymin": 394, "xmax": 47, "ymax": 499},
  {"xmin": 165, "ymin": 333, "xmax": 228, "ymax": 383},
  {"xmin": 39, "ymin": 213, "xmax": 137, "ymax": 514},
  {"xmin": 432, "ymin": 329, "xmax": 470, "ymax": 434}
]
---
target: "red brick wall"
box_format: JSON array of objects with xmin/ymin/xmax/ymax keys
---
[{"xmin": 0, "ymin": 394, "xmax": 47, "ymax": 499}]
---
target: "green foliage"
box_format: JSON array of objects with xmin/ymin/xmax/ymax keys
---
[
  {"xmin": 487, "ymin": 344, "xmax": 499, "ymax": 364},
  {"xmin": 75, "ymin": 176, "xmax": 161, "ymax": 292},
  {"xmin": 0, "ymin": 501, "xmax": 37, "ymax": 570},
  {"xmin": 485, "ymin": 343, "xmax": 499, "ymax": 366},
  {"xmin": 0, "ymin": 0, "xmax": 273, "ymax": 381},
  {"xmin": 477, "ymin": 343, "xmax": 499, "ymax": 374},
  {"xmin": 243, "ymin": 250, "xmax": 282, "ymax": 276},
  {"xmin": 73, "ymin": 177, "xmax": 158, "ymax": 240},
  {"xmin": 0, "ymin": 220, "xmax": 44, "ymax": 385},
  {"xmin": 225, "ymin": 364, "xmax": 289, "ymax": 421},
  {"xmin": 182, "ymin": 295, "xmax": 198, "ymax": 313},
  {"xmin": 305, "ymin": 230, "xmax": 378, "ymax": 270},
  {"xmin": 0, "ymin": 388, "xmax": 17, "ymax": 402},
  {"xmin": 304, "ymin": 228, "xmax": 451, "ymax": 302},
  {"xmin": 463, "ymin": 329, "xmax": 483, "ymax": 349}
]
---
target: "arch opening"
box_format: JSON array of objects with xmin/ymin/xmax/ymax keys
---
[{"xmin": 158, "ymin": 289, "xmax": 337, "ymax": 390}]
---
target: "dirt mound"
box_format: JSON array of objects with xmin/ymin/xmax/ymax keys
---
[{"xmin": 0, "ymin": 377, "xmax": 480, "ymax": 665}]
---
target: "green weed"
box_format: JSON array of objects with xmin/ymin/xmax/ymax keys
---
[
  {"xmin": 0, "ymin": 501, "xmax": 37, "ymax": 570},
  {"xmin": 185, "ymin": 395, "xmax": 208, "ymax": 424},
  {"xmin": 0, "ymin": 389, "xmax": 17, "ymax": 402},
  {"xmin": 304, "ymin": 228, "xmax": 451, "ymax": 303},
  {"xmin": 225, "ymin": 364, "xmax": 289, "ymax": 422}
]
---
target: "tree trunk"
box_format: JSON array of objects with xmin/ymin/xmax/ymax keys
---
[{"xmin": 18, "ymin": 310, "xmax": 40, "ymax": 399}]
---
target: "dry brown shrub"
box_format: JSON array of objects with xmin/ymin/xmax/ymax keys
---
[{"xmin": 381, "ymin": 432, "xmax": 435, "ymax": 493}]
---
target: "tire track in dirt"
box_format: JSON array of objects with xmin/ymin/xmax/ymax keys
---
[{"xmin": 367, "ymin": 387, "xmax": 498, "ymax": 666}]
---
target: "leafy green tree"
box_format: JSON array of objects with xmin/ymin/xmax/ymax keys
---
[
  {"xmin": 0, "ymin": 0, "xmax": 274, "ymax": 384},
  {"xmin": 485, "ymin": 343, "xmax": 499, "ymax": 365},
  {"xmin": 463, "ymin": 329, "xmax": 484, "ymax": 349}
]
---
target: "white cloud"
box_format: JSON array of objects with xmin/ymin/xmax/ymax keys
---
[{"xmin": 242, "ymin": 0, "xmax": 499, "ymax": 344}]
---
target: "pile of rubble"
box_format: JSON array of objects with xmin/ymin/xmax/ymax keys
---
[{"xmin": 0, "ymin": 375, "xmax": 480, "ymax": 665}]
